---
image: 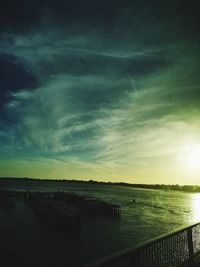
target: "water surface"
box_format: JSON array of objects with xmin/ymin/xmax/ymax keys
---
[{"xmin": 0, "ymin": 180, "xmax": 200, "ymax": 266}]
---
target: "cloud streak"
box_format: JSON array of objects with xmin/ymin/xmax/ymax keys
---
[{"xmin": 0, "ymin": 1, "xmax": 200, "ymax": 183}]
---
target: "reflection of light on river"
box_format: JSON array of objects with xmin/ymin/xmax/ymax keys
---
[{"xmin": 191, "ymin": 193, "xmax": 200, "ymax": 222}]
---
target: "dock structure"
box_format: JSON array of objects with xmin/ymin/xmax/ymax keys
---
[
  {"xmin": 0, "ymin": 188, "xmax": 120, "ymax": 232},
  {"xmin": 0, "ymin": 189, "xmax": 16, "ymax": 210},
  {"xmin": 0, "ymin": 188, "xmax": 120, "ymax": 222},
  {"xmin": 98, "ymin": 200, "xmax": 121, "ymax": 216},
  {"xmin": 53, "ymin": 191, "xmax": 121, "ymax": 217},
  {"xmin": 83, "ymin": 222, "xmax": 200, "ymax": 267},
  {"xmin": 28, "ymin": 192, "xmax": 81, "ymax": 230},
  {"xmin": 0, "ymin": 189, "xmax": 30, "ymax": 200}
]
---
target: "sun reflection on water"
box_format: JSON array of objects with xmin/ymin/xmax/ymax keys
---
[{"xmin": 191, "ymin": 193, "xmax": 200, "ymax": 222}]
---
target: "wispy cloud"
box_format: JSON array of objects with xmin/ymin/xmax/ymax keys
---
[{"xmin": 0, "ymin": 15, "xmax": 200, "ymax": 182}]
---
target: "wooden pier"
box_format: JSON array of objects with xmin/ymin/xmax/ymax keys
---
[
  {"xmin": 0, "ymin": 189, "xmax": 120, "ymax": 231},
  {"xmin": 0, "ymin": 189, "xmax": 18, "ymax": 210},
  {"xmin": 53, "ymin": 191, "xmax": 121, "ymax": 217},
  {"xmin": 27, "ymin": 192, "xmax": 81, "ymax": 230}
]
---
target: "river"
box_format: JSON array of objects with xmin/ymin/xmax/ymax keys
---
[{"xmin": 0, "ymin": 179, "xmax": 200, "ymax": 266}]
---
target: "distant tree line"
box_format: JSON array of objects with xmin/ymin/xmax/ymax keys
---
[
  {"xmin": 81, "ymin": 181, "xmax": 200, "ymax": 192},
  {"xmin": 0, "ymin": 177, "xmax": 200, "ymax": 192}
]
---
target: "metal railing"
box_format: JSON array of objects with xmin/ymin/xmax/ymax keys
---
[{"xmin": 83, "ymin": 222, "xmax": 200, "ymax": 267}]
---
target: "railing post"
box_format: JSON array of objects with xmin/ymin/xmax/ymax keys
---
[
  {"xmin": 187, "ymin": 227, "xmax": 194, "ymax": 266},
  {"xmin": 130, "ymin": 249, "xmax": 141, "ymax": 267}
]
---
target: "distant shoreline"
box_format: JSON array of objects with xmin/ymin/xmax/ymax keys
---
[{"xmin": 0, "ymin": 177, "xmax": 200, "ymax": 193}]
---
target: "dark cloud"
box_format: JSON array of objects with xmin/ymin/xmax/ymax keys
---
[
  {"xmin": 0, "ymin": 54, "xmax": 37, "ymax": 122},
  {"xmin": 0, "ymin": 55, "xmax": 36, "ymax": 92},
  {"xmin": 1, "ymin": 0, "xmax": 199, "ymax": 37},
  {"xmin": 0, "ymin": 0, "xmax": 43, "ymax": 32}
]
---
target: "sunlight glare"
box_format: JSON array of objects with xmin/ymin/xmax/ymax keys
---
[
  {"xmin": 189, "ymin": 146, "xmax": 200, "ymax": 168},
  {"xmin": 179, "ymin": 145, "xmax": 200, "ymax": 172},
  {"xmin": 191, "ymin": 194, "xmax": 200, "ymax": 222}
]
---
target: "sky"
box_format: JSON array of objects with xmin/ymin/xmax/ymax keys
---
[{"xmin": 0, "ymin": 0, "xmax": 200, "ymax": 184}]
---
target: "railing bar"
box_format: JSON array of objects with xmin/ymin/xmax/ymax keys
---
[
  {"xmin": 147, "ymin": 246, "xmax": 151, "ymax": 267},
  {"xmin": 154, "ymin": 243, "xmax": 157, "ymax": 267},
  {"xmin": 174, "ymin": 235, "xmax": 177, "ymax": 267},
  {"xmin": 144, "ymin": 247, "xmax": 147, "ymax": 267},
  {"xmin": 173, "ymin": 235, "xmax": 177, "ymax": 267},
  {"xmin": 176, "ymin": 234, "xmax": 180, "ymax": 266},
  {"xmin": 148, "ymin": 246, "xmax": 150, "ymax": 267},
  {"xmin": 163, "ymin": 239, "xmax": 167, "ymax": 267},
  {"xmin": 172, "ymin": 236, "xmax": 175, "ymax": 267},
  {"xmin": 151, "ymin": 245, "xmax": 154, "ymax": 267},
  {"xmin": 169, "ymin": 238, "xmax": 171, "ymax": 267},
  {"xmin": 180, "ymin": 232, "xmax": 182, "ymax": 263},
  {"xmin": 83, "ymin": 222, "xmax": 200, "ymax": 267},
  {"xmin": 169, "ymin": 236, "xmax": 172, "ymax": 267},
  {"xmin": 150, "ymin": 245, "xmax": 153, "ymax": 267},
  {"xmin": 161, "ymin": 240, "xmax": 164, "ymax": 267},
  {"xmin": 156, "ymin": 242, "xmax": 158, "ymax": 267},
  {"xmin": 145, "ymin": 247, "xmax": 148, "ymax": 267},
  {"xmin": 168, "ymin": 236, "xmax": 172, "ymax": 267},
  {"xmin": 169, "ymin": 236, "xmax": 173, "ymax": 267},
  {"xmin": 164, "ymin": 238, "xmax": 167, "ymax": 267},
  {"xmin": 160, "ymin": 240, "xmax": 164, "ymax": 267},
  {"xmin": 180, "ymin": 233, "xmax": 183, "ymax": 265},
  {"xmin": 172, "ymin": 235, "xmax": 176, "ymax": 267},
  {"xmin": 157, "ymin": 241, "xmax": 160, "ymax": 267},
  {"xmin": 164, "ymin": 239, "xmax": 167, "ymax": 267}
]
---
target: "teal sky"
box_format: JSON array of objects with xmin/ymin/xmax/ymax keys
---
[{"xmin": 0, "ymin": 1, "xmax": 200, "ymax": 184}]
